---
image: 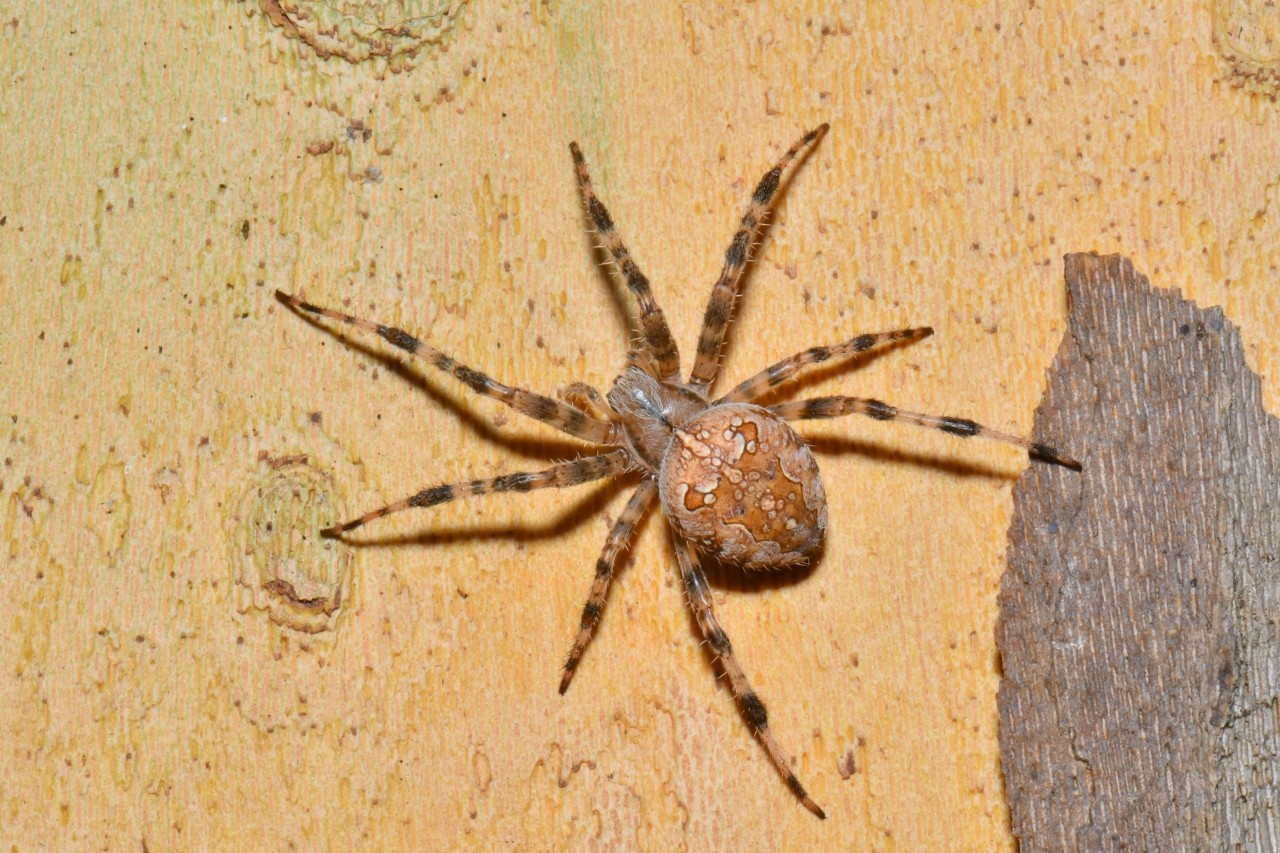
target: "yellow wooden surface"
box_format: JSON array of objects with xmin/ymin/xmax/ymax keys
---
[{"xmin": 3, "ymin": 2, "xmax": 1279, "ymax": 849}]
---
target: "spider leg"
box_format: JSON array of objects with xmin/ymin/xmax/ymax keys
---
[
  {"xmin": 558, "ymin": 381, "xmax": 620, "ymax": 424},
  {"xmin": 559, "ymin": 479, "xmax": 657, "ymax": 694},
  {"xmin": 624, "ymin": 340, "xmax": 658, "ymax": 377},
  {"xmin": 718, "ymin": 327, "xmax": 934, "ymax": 404},
  {"xmin": 277, "ymin": 291, "xmax": 619, "ymax": 445},
  {"xmin": 674, "ymin": 535, "xmax": 826, "ymax": 819},
  {"xmin": 770, "ymin": 396, "xmax": 1082, "ymax": 470},
  {"xmin": 687, "ymin": 124, "xmax": 829, "ymax": 393},
  {"xmin": 569, "ymin": 143, "xmax": 682, "ymax": 381},
  {"xmin": 322, "ymin": 450, "xmax": 631, "ymax": 537}
]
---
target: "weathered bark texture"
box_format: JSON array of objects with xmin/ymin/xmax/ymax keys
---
[{"xmin": 998, "ymin": 253, "xmax": 1280, "ymax": 851}]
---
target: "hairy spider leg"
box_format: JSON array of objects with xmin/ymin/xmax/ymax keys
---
[
  {"xmin": 276, "ymin": 290, "xmax": 619, "ymax": 446},
  {"xmin": 558, "ymin": 381, "xmax": 620, "ymax": 423},
  {"xmin": 321, "ymin": 450, "xmax": 632, "ymax": 537},
  {"xmin": 569, "ymin": 143, "xmax": 681, "ymax": 381},
  {"xmin": 769, "ymin": 396, "xmax": 1082, "ymax": 470},
  {"xmin": 560, "ymin": 479, "xmax": 658, "ymax": 694},
  {"xmin": 674, "ymin": 535, "xmax": 826, "ymax": 818},
  {"xmin": 688, "ymin": 124, "xmax": 830, "ymax": 392},
  {"xmin": 719, "ymin": 327, "xmax": 934, "ymax": 404}
]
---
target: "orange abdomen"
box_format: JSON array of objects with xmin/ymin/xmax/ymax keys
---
[{"xmin": 658, "ymin": 404, "xmax": 827, "ymax": 569}]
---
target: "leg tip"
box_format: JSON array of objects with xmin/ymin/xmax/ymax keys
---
[
  {"xmin": 320, "ymin": 521, "xmax": 355, "ymax": 539},
  {"xmin": 1030, "ymin": 442, "xmax": 1083, "ymax": 471},
  {"xmin": 788, "ymin": 773, "xmax": 825, "ymax": 818},
  {"xmin": 559, "ymin": 659, "xmax": 579, "ymax": 695},
  {"xmin": 276, "ymin": 290, "xmax": 318, "ymax": 314}
]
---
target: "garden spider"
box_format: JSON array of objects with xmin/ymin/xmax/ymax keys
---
[{"xmin": 276, "ymin": 123, "xmax": 1079, "ymax": 818}]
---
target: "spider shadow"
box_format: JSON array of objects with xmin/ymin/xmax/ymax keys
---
[
  {"xmin": 669, "ymin": 527, "xmax": 827, "ymax": 748},
  {"xmin": 338, "ymin": 475, "xmax": 660, "ymax": 672},
  {"xmin": 578, "ymin": 220, "xmax": 638, "ymax": 366},
  {"xmin": 675, "ymin": 437, "xmax": 1016, "ymax": 605},
  {"xmin": 284, "ymin": 304, "xmax": 589, "ymax": 461},
  {"xmin": 673, "ymin": 433, "xmax": 1021, "ymax": 743},
  {"xmin": 805, "ymin": 434, "xmax": 1021, "ymax": 481},
  {"xmin": 334, "ymin": 476, "xmax": 633, "ymax": 549}
]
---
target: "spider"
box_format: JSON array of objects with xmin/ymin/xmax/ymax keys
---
[{"xmin": 275, "ymin": 123, "xmax": 1079, "ymax": 819}]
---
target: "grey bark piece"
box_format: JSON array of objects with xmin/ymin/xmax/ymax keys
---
[{"xmin": 997, "ymin": 253, "xmax": 1280, "ymax": 851}]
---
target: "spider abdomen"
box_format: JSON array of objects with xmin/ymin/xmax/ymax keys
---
[{"xmin": 658, "ymin": 404, "xmax": 827, "ymax": 569}]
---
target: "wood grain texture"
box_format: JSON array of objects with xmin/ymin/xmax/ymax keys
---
[
  {"xmin": 999, "ymin": 253, "xmax": 1280, "ymax": 851},
  {"xmin": 2, "ymin": 2, "xmax": 1279, "ymax": 849}
]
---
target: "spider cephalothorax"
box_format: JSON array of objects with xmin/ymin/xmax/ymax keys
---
[
  {"xmin": 276, "ymin": 123, "xmax": 1079, "ymax": 819},
  {"xmin": 607, "ymin": 366, "xmax": 826, "ymax": 568}
]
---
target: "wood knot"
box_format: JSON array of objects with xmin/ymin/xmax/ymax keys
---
[
  {"xmin": 259, "ymin": 0, "xmax": 469, "ymax": 70},
  {"xmin": 232, "ymin": 456, "xmax": 350, "ymax": 634}
]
